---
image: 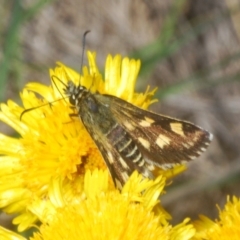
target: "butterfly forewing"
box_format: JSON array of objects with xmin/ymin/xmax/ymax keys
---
[
  {"xmin": 64, "ymin": 81, "xmax": 212, "ymax": 189},
  {"xmin": 108, "ymin": 95, "xmax": 212, "ymax": 167}
]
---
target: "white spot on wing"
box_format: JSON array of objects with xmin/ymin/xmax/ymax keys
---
[
  {"xmin": 187, "ymin": 141, "xmax": 195, "ymax": 147},
  {"xmin": 138, "ymin": 137, "xmax": 150, "ymax": 150},
  {"xmin": 147, "ymin": 164, "xmax": 155, "ymax": 171},
  {"xmin": 182, "ymin": 141, "xmax": 195, "ymax": 148},
  {"xmin": 141, "ymin": 169, "xmax": 152, "ymax": 178},
  {"xmin": 139, "ymin": 117, "xmax": 154, "ymax": 127},
  {"xmin": 209, "ymin": 133, "xmax": 214, "ymax": 141},
  {"xmin": 170, "ymin": 123, "xmax": 185, "ymax": 136},
  {"xmin": 119, "ymin": 157, "xmax": 129, "ymax": 169},
  {"xmin": 123, "ymin": 121, "xmax": 135, "ymax": 131},
  {"xmin": 161, "ymin": 162, "xmax": 187, "ymax": 170},
  {"xmin": 121, "ymin": 171, "xmax": 129, "ymax": 182},
  {"xmin": 139, "ymin": 120, "xmax": 151, "ymax": 127},
  {"xmin": 145, "ymin": 117, "xmax": 155, "ymax": 123},
  {"xmin": 182, "ymin": 143, "xmax": 190, "ymax": 149},
  {"xmin": 115, "ymin": 179, "xmax": 122, "ymax": 189},
  {"xmin": 155, "ymin": 134, "xmax": 171, "ymax": 148},
  {"xmin": 107, "ymin": 152, "xmax": 114, "ymax": 164}
]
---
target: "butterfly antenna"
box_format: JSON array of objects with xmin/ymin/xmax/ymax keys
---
[
  {"xmin": 21, "ymin": 32, "xmax": 91, "ymax": 121},
  {"xmin": 20, "ymin": 75, "xmax": 70, "ymax": 121},
  {"xmin": 20, "ymin": 97, "xmax": 68, "ymax": 121},
  {"xmin": 80, "ymin": 30, "xmax": 91, "ymax": 73}
]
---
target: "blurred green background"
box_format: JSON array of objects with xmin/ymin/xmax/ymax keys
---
[{"xmin": 1, "ymin": 0, "xmax": 240, "ymax": 236}]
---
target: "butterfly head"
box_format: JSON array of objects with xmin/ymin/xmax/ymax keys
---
[{"xmin": 64, "ymin": 80, "xmax": 88, "ymax": 106}]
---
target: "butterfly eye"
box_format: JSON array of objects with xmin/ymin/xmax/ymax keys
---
[{"xmin": 69, "ymin": 95, "xmax": 77, "ymax": 105}]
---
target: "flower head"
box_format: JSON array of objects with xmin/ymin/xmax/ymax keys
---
[
  {"xmin": 194, "ymin": 196, "xmax": 240, "ymax": 239},
  {"xmin": 0, "ymin": 170, "xmax": 196, "ymax": 240}
]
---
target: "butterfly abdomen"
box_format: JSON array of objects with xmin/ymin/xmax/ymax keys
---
[
  {"xmin": 105, "ymin": 123, "xmax": 153, "ymax": 178},
  {"xmin": 107, "ymin": 123, "xmax": 141, "ymax": 162}
]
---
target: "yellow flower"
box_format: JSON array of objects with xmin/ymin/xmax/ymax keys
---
[
  {"xmin": 0, "ymin": 170, "xmax": 196, "ymax": 240},
  {"xmin": 194, "ymin": 196, "xmax": 240, "ymax": 239},
  {"xmin": 0, "ymin": 52, "xmax": 157, "ymax": 231},
  {"xmin": 0, "ymin": 226, "xmax": 26, "ymax": 240}
]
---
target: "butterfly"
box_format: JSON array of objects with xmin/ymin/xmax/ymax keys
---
[{"xmin": 63, "ymin": 80, "xmax": 213, "ymax": 189}]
